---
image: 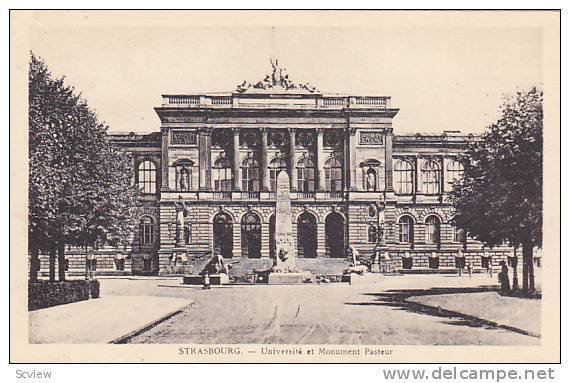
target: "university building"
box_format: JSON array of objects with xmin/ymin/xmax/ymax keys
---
[{"xmin": 50, "ymin": 63, "xmax": 518, "ymax": 276}]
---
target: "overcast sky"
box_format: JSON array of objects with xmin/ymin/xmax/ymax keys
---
[{"xmin": 30, "ymin": 16, "xmax": 542, "ymax": 135}]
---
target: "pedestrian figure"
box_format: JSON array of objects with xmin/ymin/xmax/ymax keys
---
[
  {"xmin": 203, "ymin": 272, "xmax": 211, "ymax": 290},
  {"xmin": 498, "ymin": 261, "xmax": 510, "ymax": 293},
  {"xmin": 466, "ymin": 261, "xmax": 472, "ymax": 278},
  {"xmin": 488, "ymin": 263, "xmax": 493, "ymax": 278}
]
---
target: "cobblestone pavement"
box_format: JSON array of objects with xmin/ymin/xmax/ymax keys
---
[{"xmin": 98, "ymin": 273, "xmax": 540, "ymax": 345}]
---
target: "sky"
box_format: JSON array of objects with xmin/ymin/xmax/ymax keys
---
[{"xmin": 29, "ymin": 15, "xmax": 543, "ymax": 135}]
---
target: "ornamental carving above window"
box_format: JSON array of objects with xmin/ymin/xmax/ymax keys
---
[
  {"xmin": 171, "ymin": 131, "xmax": 197, "ymax": 145},
  {"xmin": 360, "ymin": 131, "xmax": 384, "ymax": 145}
]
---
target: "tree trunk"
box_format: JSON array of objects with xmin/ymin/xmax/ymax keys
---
[
  {"xmin": 512, "ymin": 262, "xmax": 519, "ymax": 291},
  {"xmin": 524, "ymin": 242, "xmax": 535, "ymax": 291},
  {"xmin": 57, "ymin": 241, "xmax": 66, "ymax": 281},
  {"xmin": 522, "ymin": 241, "xmax": 534, "ymax": 292},
  {"xmin": 29, "ymin": 242, "xmax": 39, "ymax": 282},
  {"xmin": 48, "ymin": 245, "xmax": 56, "ymax": 282}
]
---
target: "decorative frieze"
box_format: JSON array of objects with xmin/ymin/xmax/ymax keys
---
[
  {"xmin": 360, "ymin": 131, "xmax": 385, "ymax": 145},
  {"xmin": 171, "ymin": 130, "xmax": 198, "ymax": 145}
]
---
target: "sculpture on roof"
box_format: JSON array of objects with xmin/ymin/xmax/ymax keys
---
[{"xmin": 236, "ymin": 58, "xmax": 319, "ymax": 93}]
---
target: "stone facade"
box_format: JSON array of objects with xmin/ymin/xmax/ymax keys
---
[{"xmin": 37, "ymin": 68, "xmax": 519, "ymax": 277}]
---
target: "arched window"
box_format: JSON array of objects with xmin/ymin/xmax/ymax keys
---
[
  {"xmin": 137, "ymin": 160, "xmax": 156, "ymax": 194},
  {"xmin": 421, "ymin": 160, "xmax": 441, "ymax": 195},
  {"xmin": 174, "ymin": 159, "xmax": 194, "ymax": 191},
  {"xmin": 446, "ymin": 159, "xmax": 464, "ymax": 187},
  {"xmin": 297, "ymin": 157, "xmax": 315, "ymax": 192},
  {"xmin": 213, "ymin": 157, "xmax": 232, "ymax": 191},
  {"xmin": 399, "ymin": 215, "xmax": 414, "ymax": 243},
  {"xmin": 368, "ymin": 225, "xmax": 378, "ymax": 243},
  {"xmin": 324, "ymin": 156, "xmax": 343, "ymax": 192},
  {"xmin": 394, "ymin": 160, "xmax": 414, "ymax": 194},
  {"xmin": 269, "ymin": 157, "xmax": 287, "ymax": 191},
  {"xmin": 241, "ymin": 157, "xmax": 259, "ymax": 192},
  {"xmin": 425, "ymin": 215, "xmax": 441, "ymax": 245},
  {"xmin": 139, "ymin": 216, "xmax": 156, "ymax": 245}
]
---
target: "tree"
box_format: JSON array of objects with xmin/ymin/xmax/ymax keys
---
[
  {"xmin": 450, "ymin": 88, "xmax": 542, "ymax": 293},
  {"xmin": 28, "ymin": 53, "xmax": 139, "ymax": 282}
]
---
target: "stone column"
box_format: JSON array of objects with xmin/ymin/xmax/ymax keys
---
[
  {"xmin": 385, "ymin": 130, "xmax": 394, "ymax": 192},
  {"xmin": 198, "ymin": 128, "xmax": 212, "ymax": 190},
  {"xmin": 348, "ymin": 128, "xmax": 358, "ymax": 190},
  {"xmin": 232, "ymin": 128, "xmax": 241, "ymax": 191},
  {"xmin": 288, "ymin": 128, "xmax": 297, "ymax": 191},
  {"xmin": 161, "ymin": 128, "xmax": 169, "ymax": 191},
  {"xmin": 260, "ymin": 128, "xmax": 270, "ymax": 191},
  {"xmin": 316, "ymin": 129, "xmax": 326, "ymax": 191}
]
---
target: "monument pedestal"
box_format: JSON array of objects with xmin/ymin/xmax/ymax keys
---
[
  {"xmin": 183, "ymin": 273, "xmax": 230, "ymax": 285},
  {"xmin": 254, "ymin": 271, "xmax": 311, "ymax": 284},
  {"xmin": 342, "ymin": 273, "xmax": 384, "ymax": 285}
]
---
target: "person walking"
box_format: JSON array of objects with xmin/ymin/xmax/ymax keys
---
[
  {"xmin": 203, "ymin": 272, "xmax": 211, "ymax": 290},
  {"xmin": 466, "ymin": 261, "xmax": 473, "ymax": 278},
  {"xmin": 498, "ymin": 261, "xmax": 510, "ymax": 293}
]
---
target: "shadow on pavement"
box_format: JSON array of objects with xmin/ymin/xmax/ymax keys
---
[{"xmin": 345, "ymin": 286, "xmax": 539, "ymax": 338}]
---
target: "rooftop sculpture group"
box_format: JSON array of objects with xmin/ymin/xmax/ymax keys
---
[{"xmin": 236, "ymin": 58, "xmax": 319, "ymax": 94}]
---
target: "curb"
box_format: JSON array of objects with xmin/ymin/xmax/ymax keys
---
[
  {"xmin": 402, "ymin": 298, "xmax": 540, "ymax": 339},
  {"xmin": 109, "ymin": 301, "xmax": 194, "ymax": 344}
]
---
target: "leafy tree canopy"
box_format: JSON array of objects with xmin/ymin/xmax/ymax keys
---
[
  {"xmin": 29, "ymin": 52, "xmax": 140, "ymax": 252},
  {"xmin": 450, "ymin": 87, "xmax": 542, "ymax": 250}
]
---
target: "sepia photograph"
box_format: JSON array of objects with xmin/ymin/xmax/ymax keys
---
[{"xmin": 9, "ymin": 9, "xmax": 560, "ymax": 363}]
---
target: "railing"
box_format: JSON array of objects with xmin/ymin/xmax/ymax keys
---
[
  {"xmin": 211, "ymin": 96, "xmax": 232, "ymax": 106},
  {"xmin": 322, "ymin": 97, "xmax": 346, "ymax": 107},
  {"xmin": 296, "ymin": 191, "xmax": 316, "ymax": 199},
  {"xmin": 239, "ymin": 191, "xmax": 260, "ymax": 199},
  {"xmin": 167, "ymin": 96, "xmax": 200, "ymax": 105},
  {"xmin": 212, "ymin": 191, "xmax": 232, "ymax": 200},
  {"xmin": 162, "ymin": 95, "xmax": 390, "ymax": 109},
  {"xmin": 354, "ymin": 96, "xmax": 387, "ymax": 107},
  {"xmin": 323, "ymin": 191, "xmax": 346, "ymax": 199}
]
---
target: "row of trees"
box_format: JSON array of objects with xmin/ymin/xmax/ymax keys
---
[
  {"xmin": 28, "ymin": 53, "xmax": 140, "ymax": 282},
  {"xmin": 450, "ymin": 87, "xmax": 543, "ymax": 293}
]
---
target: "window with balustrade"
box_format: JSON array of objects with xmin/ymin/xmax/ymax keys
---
[
  {"xmin": 139, "ymin": 216, "xmax": 156, "ymax": 245},
  {"xmin": 394, "ymin": 159, "xmax": 414, "ymax": 194},
  {"xmin": 213, "ymin": 157, "xmax": 232, "ymax": 191},
  {"xmin": 269, "ymin": 157, "xmax": 287, "ymax": 191},
  {"xmin": 446, "ymin": 159, "xmax": 464, "ymax": 189},
  {"xmin": 324, "ymin": 156, "xmax": 343, "ymax": 192},
  {"xmin": 421, "ymin": 160, "xmax": 441, "ymax": 195},
  {"xmin": 398, "ymin": 215, "xmax": 414, "ymax": 244},
  {"xmin": 137, "ymin": 160, "xmax": 157, "ymax": 194},
  {"xmin": 297, "ymin": 156, "xmax": 315, "ymax": 192},
  {"xmin": 241, "ymin": 157, "xmax": 259, "ymax": 192},
  {"xmin": 425, "ymin": 215, "xmax": 441, "ymax": 245}
]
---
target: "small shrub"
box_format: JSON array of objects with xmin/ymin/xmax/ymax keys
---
[{"xmin": 28, "ymin": 280, "xmax": 101, "ymax": 311}]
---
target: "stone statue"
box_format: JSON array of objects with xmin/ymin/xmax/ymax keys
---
[
  {"xmin": 343, "ymin": 245, "xmax": 367, "ymax": 275},
  {"xmin": 174, "ymin": 199, "xmax": 189, "ymax": 247}
]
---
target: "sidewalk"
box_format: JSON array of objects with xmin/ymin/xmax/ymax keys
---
[
  {"xmin": 407, "ymin": 291, "xmax": 540, "ymax": 336},
  {"xmin": 29, "ymin": 295, "xmax": 193, "ymax": 343}
]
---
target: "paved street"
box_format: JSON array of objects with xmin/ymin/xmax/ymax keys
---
[{"xmin": 95, "ymin": 274, "xmax": 540, "ymax": 345}]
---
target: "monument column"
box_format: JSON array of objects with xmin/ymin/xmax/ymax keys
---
[
  {"xmin": 198, "ymin": 127, "xmax": 212, "ymax": 191},
  {"xmin": 288, "ymin": 128, "xmax": 297, "ymax": 191},
  {"xmin": 160, "ymin": 127, "xmax": 170, "ymax": 191},
  {"xmin": 385, "ymin": 129, "xmax": 394, "ymax": 192},
  {"xmin": 316, "ymin": 128, "xmax": 326, "ymax": 191},
  {"xmin": 260, "ymin": 128, "xmax": 270, "ymax": 191},
  {"xmin": 232, "ymin": 128, "xmax": 241, "ymax": 191}
]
